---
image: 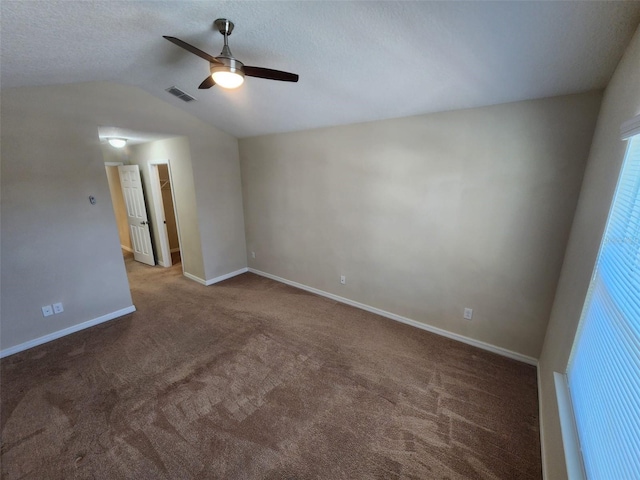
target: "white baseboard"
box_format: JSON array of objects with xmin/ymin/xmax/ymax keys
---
[
  {"xmin": 183, "ymin": 268, "xmax": 248, "ymax": 286},
  {"xmin": 121, "ymin": 245, "xmax": 133, "ymax": 253},
  {"xmin": 183, "ymin": 272, "xmax": 207, "ymax": 285},
  {"xmin": 0, "ymin": 305, "xmax": 136, "ymax": 359},
  {"xmin": 248, "ymin": 268, "xmax": 538, "ymax": 366},
  {"xmin": 205, "ymin": 267, "xmax": 248, "ymax": 286}
]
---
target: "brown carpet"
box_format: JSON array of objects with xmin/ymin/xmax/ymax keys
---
[{"xmin": 1, "ymin": 256, "xmax": 541, "ymax": 479}]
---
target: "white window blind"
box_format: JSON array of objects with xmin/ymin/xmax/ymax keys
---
[{"xmin": 567, "ymin": 133, "xmax": 640, "ymax": 478}]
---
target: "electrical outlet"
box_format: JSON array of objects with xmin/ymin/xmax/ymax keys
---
[
  {"xmin": 340, "ymin": 275, "xmax": 346, "ymax": 285},
  {"xmin": 251, "ymin": 251, "xmax": 256, "ymax": 259},
  {"xmin": 464, "ymin": 308, "xmax": 473, "ymax": 320},
  {"xmin": 41, "ymin": 305, "xmax": 54, "ymax": 317},
  {"xmin": 53, "ymin": 302, "xmax": 64, "ymax": 314}
]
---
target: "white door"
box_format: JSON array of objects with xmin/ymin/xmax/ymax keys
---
[{"xmin": 118, "ymin": 165, "xmax": 155, "ymax": 266}]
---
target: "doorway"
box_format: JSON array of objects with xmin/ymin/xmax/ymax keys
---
[
  {"xmin": 148, "ymin": 161, "xmax": 181, "ymax": 268},
  {"xmin": 104, "ymin": 161, "xmax": 181, "ymax": 269}
]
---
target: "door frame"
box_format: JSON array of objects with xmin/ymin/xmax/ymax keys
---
[{"xmin": 148, "ymin": 160, "xmax": 182, "ymax": 270}]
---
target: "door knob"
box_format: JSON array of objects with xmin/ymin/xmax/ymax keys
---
[{"xmin": 140, "ymin": 220, "xmax": 148, "ymax": 225}]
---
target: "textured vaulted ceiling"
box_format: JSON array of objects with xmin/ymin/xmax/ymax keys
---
[{"xmin": 2, "ymin": 1, "xmax": 640, "ymax": 138}]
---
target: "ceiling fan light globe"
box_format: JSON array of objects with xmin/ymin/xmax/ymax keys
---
[{"xmin": 212, "ymin": 71, "xmax": 244, "ymax": 89}]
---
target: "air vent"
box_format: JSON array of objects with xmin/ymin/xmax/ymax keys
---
[{"xmin": 165, "ymin": 86, "xmax": 196, "ymax": 102}]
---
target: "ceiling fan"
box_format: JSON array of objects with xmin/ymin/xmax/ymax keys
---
[{"xmin": 164, "ymin": 18, "xmax": 299, "ymax": 90}]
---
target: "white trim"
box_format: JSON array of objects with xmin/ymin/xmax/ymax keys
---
[
  {"xmin": 204, "ymin": 268, "xmax": 248, "ymax": 286},
  {"xmin": 165, "ymin": 159, "xmax": 185, "ymax": 277},
  {"xmin": 183, "ymin": 272, "xmax": 207, "ymax": 285},
  {"xmin": 121, "ymin": 244, "xmax": 133, "ymax": 253},
  {"xmin": 148, "ymin": 161, "xmax": 172, "ymax": 268},
  {"xmin": 621, "ymin": 114, "xmax": 640, "ymax": 139},
  {"xmin": 104, "ymin": 161, "xmax": 124, "ymax": 167},
  {"xmin": 538, "ymin": 369, "xmax": 548, "ymax": 480},
  {"xmin": 183, "ymin": 268, "xmax": 248, "ymax": 286},
  {"xmin": 0, "ymin": 306, "xmax": 136, "ymax": 359},
  {"xmin": 248, "ymin": 268, "xmax": 538, "ymax": 366},
  {"xmin": 554, "ymin": 372, "xmax": 587, "ymax": 480}
]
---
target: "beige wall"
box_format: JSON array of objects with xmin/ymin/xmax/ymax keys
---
[
  {"xmin": 127, "ymin": 138, "xmax": 201, "ymax": 275},
  {"xmin": 0, "ymin": 82, "xmax": 247, "ymax": 352},
  {"xmin": 240, "ymin": 92, "xmax": 602, "ymax": 359},
  {"xmin": 192, "ymin": 127, "xmax": 247, "ymax": 281},
  {"xmin": 538, "ymin": 25, "xmax": 640, "ymax": 479},
  {"xmin": 1, "ymin": 88, "xmax": 134, "ymax": 350},
  {"xmin": 104, "ymin": 165, "xmax": 131, "ymax": 251}
]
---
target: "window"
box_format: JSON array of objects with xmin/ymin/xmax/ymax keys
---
[{"xmin": 566, "ymin": 131, "xmax": 640, "ymax": 478}]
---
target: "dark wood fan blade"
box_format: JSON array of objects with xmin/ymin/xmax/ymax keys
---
[
  {"xmin": 198, "ymin": 76, "xmax": 215, "ymax": 89},
  {"xmin": 244, "ymin": 66, "xmax": 299, "ymax": 82},
  {"xmin": 163, "ymin": 36, "xmax": 222, "ymax": 65}
]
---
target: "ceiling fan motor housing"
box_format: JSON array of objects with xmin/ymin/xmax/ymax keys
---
[{"xmin": 211, "ymin": 55, "xmax": 245, "ymax": 77}]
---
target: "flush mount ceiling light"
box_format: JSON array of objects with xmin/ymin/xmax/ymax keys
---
[
  {"xmin": 108, "ymin": 138, "xmax": 127, "ymax": 148},
  {"xmin": 164, "ymin": 18, "xmax": 298, "ymax": 91}
]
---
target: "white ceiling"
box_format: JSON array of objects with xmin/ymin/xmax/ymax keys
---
[{"xmin": 2, "ymin": 1, "xmax": 640, "ymax": 138}]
